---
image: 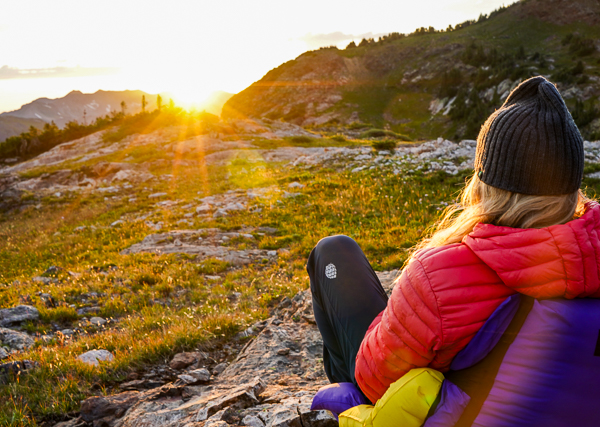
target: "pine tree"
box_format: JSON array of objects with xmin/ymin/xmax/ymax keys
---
[
  {"xmin": 142, "ymin": 95, "xmax": 147, "ymax": 113},
  {"xmin": 157, "ymin": 95, "xmax": 162, "ymax": 112}
]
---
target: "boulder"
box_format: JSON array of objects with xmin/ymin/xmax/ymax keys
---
[
  {"xmin": 89, "ymin": 317, "xmax": 107, "ymax": 327},
  {"xmin": 91, "ymin": 162, "xmax": 134, "ymax": 178},
  {"xmin": 169, "ymin": 352, "xmax": 201, "ymax": 370},
  {"xmin": 212, "ymin": 362, "xmax": 229, "ymax": 376},
  {"xmin": 77, "ymin": 349, "xmax": 114, "ymax": 366},
  {"xmin": 111, "ymin": 169, "xmax": 154, "ymax": 184},
  {"xmin": 80, "ymin": 391, "xmax": 140, "ymax": 424},
  {"xmin": 301, "ymin": 410, "xmax": 338, "ymax": 427},
  {"xmin": 243, "ymin": 415, "xmax": 266, "ymax": 427},
  {"xmin": 52, "ymin": 417, "xmax": 88, "ymax": 427},
  {"xmin": 0, "ymin": 328, "xmax": 34, "ymax": 350},
  {"xmin": 0, "ymin": 305, "xmax": 39, "ymax": 327},
  {"xmin": 178, "ymin": 368, "xmax": 211, "ymax": 385}
]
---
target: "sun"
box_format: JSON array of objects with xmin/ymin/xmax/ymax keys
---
[{"xmin": 169, "ymin": 84, "xmax": 217, "ymax": 110}]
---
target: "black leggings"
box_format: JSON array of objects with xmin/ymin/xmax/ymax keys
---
[{"xmin": 307, "ymin": 235, "xmax": 389, "ymax": 398}]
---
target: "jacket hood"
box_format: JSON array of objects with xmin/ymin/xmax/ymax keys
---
[{"xmin": 463, "ymin": 202, "xmax": 600, "ymax": 299}]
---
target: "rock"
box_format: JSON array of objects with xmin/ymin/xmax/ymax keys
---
[
  {"xmin": 32, "ymin": 276, "xmax": 58, "ymax": 284},
  {"xmin": 72, "ymin": 286, "xmax": 340, "ymax": 427},
  {"xmin": 287, "ymin": 182, "xmax": 304, "ymax": 189},
  {"xmin": 178, "ymin": 368, "xmax": 211, "ymax": 385},
  {"xmin": 91, "ymin": 162, "xmax": 134, "ymax": 177},
  {"xmin": 178, "ymin": 374, "xmax": 200, "ymax": 385},
  {"xmin": 77, "ymin": 306, "xmax": 100, "ymax": 316},
  {"xmin": 301, "ymin": 410, "xmax": 338, "ymax": 427},
  {"xmin": 38, "ymin": 292, "xmax": 56, "ymax": 307},
  {"xmin": 111, "ymin": 169, "xmax": 154, "ymax": 184},
  {"xmin": 89, "ymin": 316, "xmax": 107, "ymax": 327},
  {"xmin": 52, "ymin": 417, "xmax": 88, "ymax": 427},
  {"xmin": 77, "ymin": 349, "xmax": 114, "ymax": 366},
  {"xmin": 148, "ymin": 192, "xmax": 168, "ymax": 199},
  {"xmin": 243, "ymin": 415, "xmax": 266, "ymax": 427},
  {"xmin": 120, "ymin": 229, "xmax": 281, "ymax": 266},
  {"xmin": 169, "ymin": 352, "xmax": 201, "ymax": 370},
  {"xmin": 43, "ymin": 265, "xmax": 63, "ymax": 276},
  {"xmin": 212, "ymin": 362, "xmax": 229, "ymax": 376},
  {"xmin": 0, "ymin": 328, "xmax": 34, "ymax": 351},
  {"xmin": 188, "ymin": 368, "xmax": 211, "ymax": 382},
  {"xmin": 196, "ymin": 378, "xmax": 265, "ymax": 421},
  {"xmin": 213, "ymin": 208, "xmax": 228, "ymax": 218},
  {"xmin": 196, "ymin": 204, "xmax": 212, "ymax": 213},
  {"xmin": 80, "ymin": 391, "xmax": 140, "ymax": 424},
  {"xmin": 0, "ymin": 348, "xmax": 8, "ymax": 360},
  {"xmin": 0, "ymin": 305, "xmax": 40, "ymax": 327}
]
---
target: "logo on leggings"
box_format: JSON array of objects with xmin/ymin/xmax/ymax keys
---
[{"xmin": 325, "ymin": 263, "xmax": 337, "ymax": 279}]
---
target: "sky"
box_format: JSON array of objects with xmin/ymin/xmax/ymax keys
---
[{"xmin": 0, "ymin": 0, "xmax": 516, "ymax": 114}]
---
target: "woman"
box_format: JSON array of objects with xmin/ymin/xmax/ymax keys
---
[{"xmin": 307, "ymin": 76, "xmax": 600, "ymax": 423}]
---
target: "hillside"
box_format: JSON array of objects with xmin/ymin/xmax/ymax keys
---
[{"xmin": 223, "ymin": 0, "xmax": 600, "ymax": 140}]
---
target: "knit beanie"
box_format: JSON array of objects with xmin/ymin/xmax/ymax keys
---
[{"xmin": 474, "ymin": 76, "xmax": 584, "ymax": 195}]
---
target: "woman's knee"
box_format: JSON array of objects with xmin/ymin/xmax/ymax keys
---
[{"xmin": 314, "ymin": 235, "xmax": 359, "ymax": 256}]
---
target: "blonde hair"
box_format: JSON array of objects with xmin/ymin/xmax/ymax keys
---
[{"xmin": 413, "ymin": 172, "xmax": 589, "ymax": 254}]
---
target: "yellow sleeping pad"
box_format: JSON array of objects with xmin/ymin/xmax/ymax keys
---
[{"xmin": 339, "ymin": 368, "xmax": 444, "ymax": 427}]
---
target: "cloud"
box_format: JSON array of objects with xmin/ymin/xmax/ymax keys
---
[
  {"xmin": 0, "ymin": 65, "xmax": 119, "ymax": 80},
  {"xmin": 300, "ymin": 31, "xmax": 388, "ymax": 49}
]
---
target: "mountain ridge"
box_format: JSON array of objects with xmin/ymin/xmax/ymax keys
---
[
  {"xmin": 0, "ymin": 89, "xmax": 153, "ymax": 128},
  {"xmin": 223, "ymin": 0, "xmax": 600, "ymax": 140},
  {"xmin": 0, "ymin": 89, "xmax": 234, "ymax": 142}
]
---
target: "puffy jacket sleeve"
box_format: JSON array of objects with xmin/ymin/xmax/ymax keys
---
[{"xmin": 355, "ymin": 255, "xmax": 443, "ymax": 404}]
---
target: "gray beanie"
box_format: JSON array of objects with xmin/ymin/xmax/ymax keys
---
[{"xmin": 474, "ymin": 76, "xmax": 584, "ymax": 195}]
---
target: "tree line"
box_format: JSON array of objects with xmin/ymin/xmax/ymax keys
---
[{"xmin": 0, "ymin": 95, "xmax": 172, "ymax": 161}]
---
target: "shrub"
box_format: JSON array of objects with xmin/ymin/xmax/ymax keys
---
[
  {"xmin": 135, "ymin": 273, "xmax": 158, "ymax": 286},
  {"xmin": 329, "ymin": 135, "xmax": 346, "ymax": 142},
  {"xmin": 287, "ymin": 135, "xmax": 313, "ymax": 144},
  {"xmin": 196, "ymin": 258, "xmax": 230, "ymax": 275},
  {"xmin": 39, "ymin": 306, "xmax": 79, "ymax": 324},
  {"xmin": 361, "ymin": 129, "xmax": 411, "ymax": 141},
  {"xmin": 372, "ymin": 140, "xmax": 397, "ymax": 151},
  {"xmin": 348, "ymin": 122, "xmax": 372, "ymax": 130}
]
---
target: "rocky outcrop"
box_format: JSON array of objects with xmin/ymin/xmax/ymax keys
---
[
  {"xmin": 0, "ymin": 305, "xmax": 39, "ymax": 327},
  {"xmin": 63, "ymin": 271, "xmax": 399, "ymax": 427},
  {"xmin": 120, "ymin": 228, "xmax": 281, "ymax": 266},
  {"xmin": 77, "ymin": 349, "xmax": 115, "ymax": 366},
  {"xmin": 0, "ymin": 328, "xmax": 35, "ymax": 351}
]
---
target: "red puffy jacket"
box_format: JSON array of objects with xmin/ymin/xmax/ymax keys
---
[{"xmin": 355, "ymin": 202, "xmax": 600, "ymax": 404}]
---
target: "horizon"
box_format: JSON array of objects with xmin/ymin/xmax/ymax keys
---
[{"xmin": 0, "ymin": 0, "xmax": 516, "ymax": 115}]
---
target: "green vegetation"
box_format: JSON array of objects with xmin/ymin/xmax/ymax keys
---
[
  {"xmin": 0, "ymin": 118, "xmax": 118, "ymax": 161},
  {"xmin": 361, "ymin": 129, "xmax": 412, "ymax": 141},
  {"xmin": 371, "ymin": 140, "xmax": 398, "ymax": 151}
]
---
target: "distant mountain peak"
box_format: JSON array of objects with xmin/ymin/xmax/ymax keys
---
[{"xmin": 0, "ymin": 90, "xmax": 155, "ymax": 132}]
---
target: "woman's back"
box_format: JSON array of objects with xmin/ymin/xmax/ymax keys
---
[{"xmin": 356, "ymin": 202, "xmax": 600, "ymax": 403}]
